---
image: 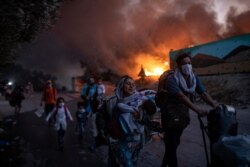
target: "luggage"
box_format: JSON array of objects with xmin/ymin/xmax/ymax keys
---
[{"xmin": 199, "ymin": 104, "xmax": 239, "ymax": 167}]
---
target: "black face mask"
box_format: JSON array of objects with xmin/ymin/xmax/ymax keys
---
[{"xmin": 89, "ymin": 83, "xmax": 94, "ymax": 86}]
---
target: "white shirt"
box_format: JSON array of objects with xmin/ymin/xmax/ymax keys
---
[
  {"xmin": 46, "ymin": 106, "xmax": 73, "ymax": 130},
  {"xmin": 97, "ymin": 84, "xmax": 105, "ymax": 96}
]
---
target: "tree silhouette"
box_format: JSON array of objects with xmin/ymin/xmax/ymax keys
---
[
  {"xmin": 0, "ymin": 0, "xmax": 69, "ymax": 75},
  {"xmin": 138, "ymin": 65, "xmax": 146, "ymax": 80}
]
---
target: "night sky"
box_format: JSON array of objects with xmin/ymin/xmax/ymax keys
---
[{"xmin": 16, "ymin": 0, "xmax": 250, "ymax": 87}]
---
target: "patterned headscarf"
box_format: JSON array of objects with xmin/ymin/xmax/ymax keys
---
[{"xmin": 115, "ymin": 75, "xmax": 133, "ymax": 99}]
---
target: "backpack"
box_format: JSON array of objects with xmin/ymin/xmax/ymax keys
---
[
  {"xmin": 155, "ymin": 70, "xmax": 174, "ymax": 108},
  {"xmin": 104, "ymin": 96, "xmax": 125, "ymax": 139},
  {"xmin": 53, "ymin": 106, "xmax": 68, "ymax": 119}
]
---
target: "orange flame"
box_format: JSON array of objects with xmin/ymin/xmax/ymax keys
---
[
  {"xmin": 134, "ymin": 53, "xmax": 169, "ymax": 78},
  {"xmin": 145, "ymin": 67, "xmax": 164, "ymax": 76}
]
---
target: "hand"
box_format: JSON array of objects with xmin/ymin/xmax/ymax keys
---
[
  {"xmin": 197, "ymin": 108, "xmax": 209, "ymax": 117},
  {"xmin": 132, "ymin": 110, "xmax": 140, "ymax": 120}
]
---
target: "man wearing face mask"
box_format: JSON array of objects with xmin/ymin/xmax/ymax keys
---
[
  {"xmin": 160, "ymin": 53, "xmax": 218, "ymax": 167},
  {"xmin": 41, "ymin": 80, "xmax": 57, "ymax": 125}
]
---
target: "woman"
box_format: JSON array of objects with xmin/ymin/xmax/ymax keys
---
[{"xmin": 109, "ymin": 75, "xmax": 156, "ymax": 167}]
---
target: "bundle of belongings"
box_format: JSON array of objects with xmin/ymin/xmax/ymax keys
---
[{"xmin": 207, "ymin": 104, "xmax": 250, "ymax": 167}]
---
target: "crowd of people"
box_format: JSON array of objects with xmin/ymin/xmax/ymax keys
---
[{"xmin": 2, "ymin": 53, "xmax": 219, "ymax": 167}]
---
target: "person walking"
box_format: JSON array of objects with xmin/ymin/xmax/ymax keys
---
[
  {"xmin": 9, "ymin": 85, "xmax": 25, "ymax": 114},
  {"xmin": 45, "ymin": 97, "xmax": 73, "ymax": 151},
  {"xmin": 160, "ymin": 53, "xmax": 218, "ymax": 167},
  {"xmin": 41, "ymin": 80, "xmax": 57, "ymax": 125},
  {"xmin": 96, "ymin": 75, "xmax": 156, "ymax": 167},
  {"xmin": 75, "ymin": 101, "xmax": 89, "ymax": 144},
  {"xmin": 96, "ymin": 77, "xmax": 106, "ymax": 109},
  {"xmin": 81, "ymin": 77, "xmax": 97, "ymax": 137}
]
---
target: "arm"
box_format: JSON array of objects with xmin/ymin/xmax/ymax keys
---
[
  {"xmin": 66, "ymin": 108, "xmax": 73, "ymax": 121},
  {"xmin": 176, "ymin": 92, "xmax": 208, "ymax": 116},
  {"xmin": 117, "ymin": 103, "xmax": 135, "ymax": 113},
  {"xmin": 54, "ymin": 88, "xmax": 57, "ymax": 102},
  {"xmin": 195, "ymin": 76, "xmax": 218, "ymax": 108},
  {"xmin": 200, "ymin": 92, "xmax": 218, "ymax": 108},
  {"xmin": 40, "ymin": 89, "xmax": 45, "ymax": 105},
  {"xmin": 102, "ymin": 85, "xmax": 105, "ymax": 95}
]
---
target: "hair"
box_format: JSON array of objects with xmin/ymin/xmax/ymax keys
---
[
  {"xmin": 122, "ymin": 75, "xmax": 133, "ymax": 83},
  {"xmin": 142, "ymin": 99, "xmax": 157, "ymax": 116},
  {"xmin": 56, "ymin": 97, "xmax": 65, "ymax": 105},
  {"xmin": 175, "ymin": 53, "xmax": 191, "ymax": 65}
]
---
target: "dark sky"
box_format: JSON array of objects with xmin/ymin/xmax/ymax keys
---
[{"xmin": 17, "ymin": 0, "xmax": 250, "ymax": 87}]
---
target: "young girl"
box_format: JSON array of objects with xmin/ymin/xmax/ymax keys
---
[
  {"xmin": 75, "ymin": 101, "xmax": 89, "ymax": 143},
  {"xmin": 46, "ymin": 97, "xmax": 73, "ymax": 151}
]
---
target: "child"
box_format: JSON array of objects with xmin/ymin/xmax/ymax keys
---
[
  {"xmin": 76, "ymin": 101, "xmax": 89, "ymax": 143},
  {"xmin": 117, "ymin": 90, "xmax": 157, "ymax": 136},
  {"xmin": 46, "ymin": 97, "xmax": 73, "ymax": 151}
]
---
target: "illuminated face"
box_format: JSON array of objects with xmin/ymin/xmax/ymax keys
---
[{"xmin": 123, "ymin": 78, "xmax": 136, "ymax": 97}]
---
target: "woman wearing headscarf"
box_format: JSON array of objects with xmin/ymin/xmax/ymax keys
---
[{"xmin": 96, "ymin": 75, "xmax": 157, "ymax": 167}]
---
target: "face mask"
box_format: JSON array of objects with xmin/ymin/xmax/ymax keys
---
[
  {"xmin": 79, "ymin": 109, "xmax": 85, "ymax": 113},
  {"xmin": 58, "ymin": 102, "xmax": 64, "ymax": 107},
  {"xmin": 181, "ymin": 64, "xmax": 192, "ymax": 76}
]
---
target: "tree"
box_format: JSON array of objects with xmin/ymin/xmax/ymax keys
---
[
  {"xmin": 0, "ymin": 0, "xmax": 68, "ymax": 74},
  {"xmin": 138, "ymin": 65, "xmax": 146, "ymax": 80}
]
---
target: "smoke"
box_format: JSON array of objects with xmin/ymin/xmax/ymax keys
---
[{"xmin": 17, "ymin": 0, "xmax": 250, "ymax": 86}]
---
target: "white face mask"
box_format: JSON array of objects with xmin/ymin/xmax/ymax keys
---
[
  {"xmin": 181, "ymin": 64, "xmax": 192, "ymax": 76},
  {"xmin": 58, "ymin": 102, "xmax": 64, "ymax": 107},
  {"xmin": 79, "ymin": 109, "xmax": 86, "ymax": 113}
]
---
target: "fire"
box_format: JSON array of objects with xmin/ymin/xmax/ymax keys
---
[
  {"xmin": 134, "ymin": 51, "xmax": 170, "ymax": 78},
  {"xmin": 145, "ymin": 67, "xmax": 164, "ymax": 76}
]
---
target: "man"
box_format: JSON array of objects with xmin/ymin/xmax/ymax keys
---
[
  {"xmin": 160, "ymin": 53, "xmax": 218, "ymax": 167},
  {"xmin": 41, "ymin": 80, "xmax": 57, "ymax": 124},
  {"xmin": 81, "ymin": 77, "xmax": 97, "ymax": 137}
]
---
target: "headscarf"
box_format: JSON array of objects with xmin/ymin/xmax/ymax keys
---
[{"xmin": 115, "ymin": 75, "xmax": 135, "ymax": 100}]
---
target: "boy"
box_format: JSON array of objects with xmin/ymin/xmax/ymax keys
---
[{"xmin": 76, "ymin": 101, "xmax": 89, "ymax": 143}]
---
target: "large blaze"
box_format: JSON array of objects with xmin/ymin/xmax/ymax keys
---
[{"xmin": 134, "ymin": 53, "xmax": 169, "ymax": 78}]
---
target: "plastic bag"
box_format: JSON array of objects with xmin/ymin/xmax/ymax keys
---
[
  {"xmin": 213, "ymin": 134, "xmax": 250, "ymax": 167},
  {"xmin": 34, "ymin": 106, "xmax": 44, "ymax": 118}
]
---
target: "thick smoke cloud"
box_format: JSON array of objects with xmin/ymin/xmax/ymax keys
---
[{"xmin": 17, "ymin": 0, "xmax": 250, "ymax": 86}]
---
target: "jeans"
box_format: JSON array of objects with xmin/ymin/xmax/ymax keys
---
[{"xmin": 161, "ymin": 128, "xmax": 184, "ymax": 167}]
